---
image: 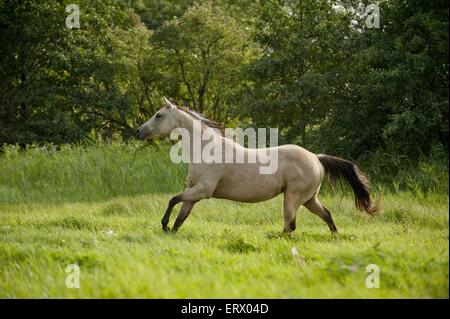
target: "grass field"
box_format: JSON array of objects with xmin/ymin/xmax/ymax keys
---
[{"xmin": 0, "ymin": 143, "xmax": 448, "ymax": 298}]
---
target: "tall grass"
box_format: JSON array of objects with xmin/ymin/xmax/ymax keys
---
[
  {"xmin": 360, "ymin": 146, "xmax": 449, "ymax": 195},
  {"xmin": 0, "ymin": 142, "xmax": 186, "ymax": 204},
  {"xmin": 1, "ymin": 142, "xmax": 448, "ymax": 205}
]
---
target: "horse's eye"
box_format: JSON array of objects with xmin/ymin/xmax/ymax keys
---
[{"xmin": 155, "ymin": 113, "xmax": 162, "ymax": 119}]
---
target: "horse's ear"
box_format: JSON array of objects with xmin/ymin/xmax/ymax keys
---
[{"xmin": 164, "ymin": 97, "xmax": 176, "ymax": 111}]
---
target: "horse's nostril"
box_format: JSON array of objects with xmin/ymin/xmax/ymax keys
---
[{"xmin": 136, "ymin": 128, "xmax": 140, "ymax": 134}]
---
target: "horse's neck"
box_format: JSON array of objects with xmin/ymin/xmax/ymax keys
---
[{"xmin": 177, "ymin": 115, "xmax": 229, "ymax": 162}]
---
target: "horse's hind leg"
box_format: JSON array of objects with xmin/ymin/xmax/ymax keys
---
[
  {"xmin": 303, "ymin": 196, "xmax": 338, "ymax": 233},
  {"xmin": 172, "ymin": 201, "xmax": 197, "ymax": 233},
  {"xmin": 283, "ymin": 192, "xmax": 306, "ymax": 233}
]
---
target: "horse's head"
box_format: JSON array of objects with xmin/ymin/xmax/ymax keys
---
[{"xmin": 136, "ymin": 98, "xmax": 179, "ymax": 140}]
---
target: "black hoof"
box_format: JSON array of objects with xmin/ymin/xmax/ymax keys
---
[
  {"xmin": 162, "ymin": 224, "xmax": 170, "ymax": 232},
  {"xmin": 289, "ymin": 221, "xmax": 296, "ymax": 231}
]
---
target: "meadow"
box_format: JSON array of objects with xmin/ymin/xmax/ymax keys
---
[{"xmin": 0, "ymin": 143, "xmax": 448, "ymax": 298}]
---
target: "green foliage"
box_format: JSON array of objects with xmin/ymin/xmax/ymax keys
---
[
  {"xmin": 130, "ymin": 0, "xmax": 197, "ymax": 30},
  {"xmin": 154, "ymin": 1, "xmax": 260, "ymax": 122},
  {"xmin": 242, "ymin": 0, "xmax": 355, "ymax": 145},
  {"xmin": 0, "ymin": 0, "xmax": 156, "ymax": 144},
  {"xmin": 241, "ymin": 0, "xmax": 448, "ymax": 159},
  {"xmin": 315, "ymin": 0, "xmax": 449, "ymax": 158}
]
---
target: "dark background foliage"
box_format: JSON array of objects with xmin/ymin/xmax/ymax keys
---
[{"xmin": 0, "ymin": 0, "xmax": 448, "ymax": 162}]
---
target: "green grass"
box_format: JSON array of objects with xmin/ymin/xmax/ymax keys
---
[{"xmin": 0, "ymin": 143, "xmax": 448, "ymax": 298}]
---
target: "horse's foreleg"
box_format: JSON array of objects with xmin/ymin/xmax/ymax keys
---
[
  {"xmin": 172, "ymin": 201, "xmax": 197, "ymax": 233},
  {"xmin": 161, "ymin": 185, "xmax": 210, "ymax": 232},
  {"xmin": 161, "ymin": 195, "xmax": 182, "ymax": 232}
]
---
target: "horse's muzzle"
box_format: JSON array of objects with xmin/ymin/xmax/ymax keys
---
[{"xmin": 136, "ymin": 128, "xmax": 145, "ymax": 140}]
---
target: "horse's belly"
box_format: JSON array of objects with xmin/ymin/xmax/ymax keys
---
[
  {"xmin": 212, "ymin": 189, "xmax": 280, "ymax": 203},
  {"xmin": 212, "ymin": 175, "xmax": 283, "ymax": 203}
]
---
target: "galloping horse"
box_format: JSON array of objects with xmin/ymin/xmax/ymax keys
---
[{"xmin": 136, "ymin": 99, "xmax": 378, "ymax": 233}]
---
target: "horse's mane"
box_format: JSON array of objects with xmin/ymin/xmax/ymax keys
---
[{"xmin": 178, "ymin": 107, "xmax": 223, "ymax": 132}]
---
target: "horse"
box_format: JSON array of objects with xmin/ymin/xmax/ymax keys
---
[{"xmin": 136, "ymin": 98, "xmax": 379, "ymax": 233}]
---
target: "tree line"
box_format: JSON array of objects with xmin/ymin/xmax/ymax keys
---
[{"xmin": 0, "ymin": 0, "xmax": 448, "ymax": 161}]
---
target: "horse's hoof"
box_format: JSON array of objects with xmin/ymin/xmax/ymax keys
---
[{"xmin": 162, "ymin": 225, "xmax": 170, "ymax": 232}]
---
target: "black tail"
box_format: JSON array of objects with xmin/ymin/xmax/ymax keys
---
[{"xmin": 317, "ymin": 154, "xmax": 379, "ymax": 214}]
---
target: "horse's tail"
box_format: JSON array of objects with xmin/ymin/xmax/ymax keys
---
[{"xmin": 317, "ymin": 154, "xmax": 379, "ymax": 215}]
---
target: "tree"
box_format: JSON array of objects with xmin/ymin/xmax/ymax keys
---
[
  {"xmin": 242, "ymin": 0, "xmax": 354, "ymax": 146},
  {"xmin": 153, "ymin": 2, "xmax": 259, "ymax": 122},
  {"xmin": 0, "ymin": 0, "xmax": 157, "ymax": 144},
  {"xmin": 130, "ymin": 0, "xmax": 196, "ymax": 30},
  {"xmin": 317, "ymin": 0, "xmax": 449, "ymax": 158}
]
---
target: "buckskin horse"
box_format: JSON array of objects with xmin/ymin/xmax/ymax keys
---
[{"xmin": 136, "ymin": 98, "xmax": 378, "ymax": 233}]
